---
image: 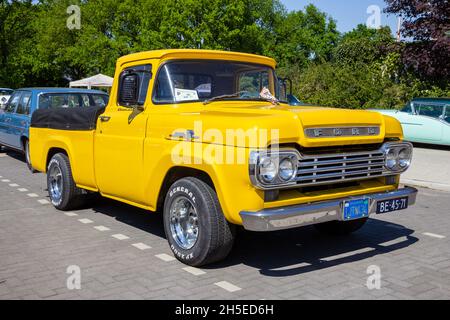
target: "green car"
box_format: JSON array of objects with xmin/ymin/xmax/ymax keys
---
[{"xmin": 374, "ymin": 98, "xmax": 450, "ymax": 146}]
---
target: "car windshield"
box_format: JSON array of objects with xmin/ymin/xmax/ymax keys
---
[
  {"xmin": 0, "ymin": 89, "xmax": 13, "ymax": 95},
  {"xmin": 153, "ymin": 60, "xmax": 286, "ymax": 104},
  {"xmin": 38, "ymin": 92, "xmax": 109, "ymax": 109},
  {"xmin": 415, "ymin": 103, "xmax": 444, "ymax": 119}
]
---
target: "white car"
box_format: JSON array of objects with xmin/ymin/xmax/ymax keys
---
[{"xmin": 0, "ymin": 88, "xmax": 13, "ymax": 109}]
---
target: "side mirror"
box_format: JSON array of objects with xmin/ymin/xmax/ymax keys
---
[{"xmin": 118, "ymin": 73, "xmax": 140, "ymax": 107}]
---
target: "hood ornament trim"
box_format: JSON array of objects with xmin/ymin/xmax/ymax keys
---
[{"xmin": 305, "ymin": 126, "xmax": 380, "ymax": 138}]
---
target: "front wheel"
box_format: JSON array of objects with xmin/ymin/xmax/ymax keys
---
[
  {"xmin": 314, "ymin": 218, "xmax": 368, "ymax": 236},
  {"xmin": 47, "ymin": 153, "xmax": 85, "ymax": 210},
  {"xmin": 163, "ymin": 177, "xmax": 236, "ymax": 267}
]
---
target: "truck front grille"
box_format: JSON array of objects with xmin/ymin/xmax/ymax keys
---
[{"xmin": 296, "ymin": 150, "xmax": 386, "ymax": 186}]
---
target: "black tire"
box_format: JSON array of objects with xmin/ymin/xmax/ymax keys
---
[
  {"xmin": 314, "ymin": 218, "xmax": 368, "ymax": 236},
  {"xmin": 23, "ymin": 139, "xmax": 36, "ymax": 173},
  {"xmin": 47, "ymin": 153, "xmax": 85, "ymax": 211},
  {"xmin": 163, "ymin": 177, "xmax": 236, "ymax": 267}
]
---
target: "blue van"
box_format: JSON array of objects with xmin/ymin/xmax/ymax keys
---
[{"xmin": 0, "ymin": 88, "xmax": 109, "ymax": 169}]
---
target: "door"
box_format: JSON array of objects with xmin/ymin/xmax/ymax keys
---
[
  {"xmin": 0, "ymin": 91, "xmax": 21, "ymax": 147},
  {"xmin": 94, "ymin": 64, "xmax": 152, "ymax": 205},
  {"xmin": 10, "ymin": 91, "xmax": 32, "ymax": 149},
  {"xmin": 410, "ymin": 103, "xmax": 444, "ymax": 142},
  {"xmin": 397, "ymin": 102, "xmax": 444, "ymax": 142}
]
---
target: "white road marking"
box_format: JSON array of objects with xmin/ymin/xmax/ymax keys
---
[
  {"xmin": 423, "ymin": 232, "xmax": 446, "ymax": 239},
  {"xmin": 78, "ymin": 218, "xmax": 93, "ymax": 224},
  {"xmin": 37, "ymin": 199, "xmax": 50, "ymax": 205},
  {"xmin": 27, "ymin": 193, "xmax": 39, "ymax": 198},
  {"xmin": 182, "ymin": 267, "xmax": 206, "ymax": 276},
  {"xmin": 1, "ymin": 179, "xmax": 11, "ymax": 182},
  {"xmin": 9, "ymin": 183, "xmax": 19, "ymax": 187},
  {"xmin": 155, "ymin": 253, "xmax": 176, "ymax": 262},
  {"xmin": 379, "ymin": 236, "xmax": 409, "ymax": 247},
  {"xmin": 17, "ymin": 188, "xmax": 28, "ymax": 192},
  {"xmin": 64, "ymin": 212, "xmax": 78, "ymax": 217},
  {"xmin": 94, "ymin": 226, "xmax": 110, "ymax": 231},
  {"xmin": 214, "ymin": 281, "xmax": 242, "ymax": 292},
  {"xmin": 132, "ymin": 243, "xmax": 151, "ymax": 250},
  {"xmin": 321, "ymin": 247, "xmax": 376, "ymax": 262},
  {"xmin": 112, "ymin": 234, "xmax": 129, "ymax": 240}
]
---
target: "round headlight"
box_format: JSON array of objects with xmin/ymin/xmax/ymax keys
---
[
  {"xmin": 398, "ymin": 147, "xmax": 411, "ymax": 168},
  {"xmin": 386, "ymin": 148, "xmax": 397, "ymax": 170},
  {"xmin": 279, "ymin": 157, "xmax": 296, "ymax": 181},
  {"xmin": 259, "ymin": 157, "xmax": 277, "ymax": 183}
]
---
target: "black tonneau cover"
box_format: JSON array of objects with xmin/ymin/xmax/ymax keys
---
[{"xmin": 31, "ymin": 106, "xmax": 105, "ymax": 131}]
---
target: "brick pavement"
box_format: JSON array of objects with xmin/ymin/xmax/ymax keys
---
[{"xmin": 1, "ymin": 148, "xmax": 449, "ymax": 300}]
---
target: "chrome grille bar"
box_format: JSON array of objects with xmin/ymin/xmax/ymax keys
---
[{"xmin": 296, "ymin": 150, "xmax": 387, "ymax": 186}]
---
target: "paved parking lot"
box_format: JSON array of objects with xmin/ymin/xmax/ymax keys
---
[{"xmin": 1, "ymin": 148, "xmax": 450, "ymax": 300}]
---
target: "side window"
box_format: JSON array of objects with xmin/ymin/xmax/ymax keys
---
[
  {"xmin": 16, "ymin": 92, "xmax": 32, "ymax": 115},
  {"xmin": 417, "ymin": 104, "xmax": 444, "ymax": 119},
  {"xmin": 4, "ymin": 92, "xmax": 21, "ymax": 113},
  {"xmin": 92, "ymin": 94, "xmax": 108, "ymax": 107},
  {"xmin": 118, "ymin": 64, "xmax": 152, "ymax": 106}
]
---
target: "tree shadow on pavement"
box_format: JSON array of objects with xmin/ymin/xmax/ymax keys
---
[{"xmin": 89, "ymin": 196, "xmax": 418, "ymax": 277}]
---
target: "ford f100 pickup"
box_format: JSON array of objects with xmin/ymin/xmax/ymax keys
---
[{"xmin": 29, "ymin": 49, "xmax": 417, "ymax": 266}]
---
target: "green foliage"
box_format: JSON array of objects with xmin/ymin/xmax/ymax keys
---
[{"xmin": 0, "ymin": 0, "xmax": 448, "ymax": 109}]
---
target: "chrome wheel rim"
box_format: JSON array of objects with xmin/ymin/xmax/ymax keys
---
[
  {"xmin": 49, "ymin": 165, "xmax": 63, "ymax": 201},
  {"xmin": 169, "ymin": 196, "xmax": 199, "ymax": 250}
]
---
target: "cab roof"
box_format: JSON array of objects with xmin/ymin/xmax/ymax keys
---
[{"xmin": 117, "ymin": 49, "xmax": 277, "ymax": 69}]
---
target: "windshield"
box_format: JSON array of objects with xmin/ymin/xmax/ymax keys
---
[{"xmin": 153, "ymin": 60, "xmax": 286, "ymax": 104}]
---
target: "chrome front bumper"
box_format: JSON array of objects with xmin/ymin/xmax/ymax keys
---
[{"xmin": 239, "ymin": 187, "xmax": 418, "ymax": 232}]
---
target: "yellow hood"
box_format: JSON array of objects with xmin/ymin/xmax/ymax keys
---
[{"xmin": 151, "ymin": 102, "xmax": 403, "ymax": 148}]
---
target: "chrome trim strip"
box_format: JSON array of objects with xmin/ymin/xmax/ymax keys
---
[
  {"xmin": 305, "ymin": 126, "xmax": 380, "ymax": 138},
  {"xmin": 240, "ymin": 187, "xmax": 418, "ymax": 231}
]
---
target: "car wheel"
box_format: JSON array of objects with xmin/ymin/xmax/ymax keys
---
[
  {"xmin": 314, "ymin": 218, "xmax": 368, "ymax": 236},
  {"xmin": 24, "ymin": 139, "xmax": 36, "ymax": 173},
  {"xmin": 47, "ymin": 153, "xmax": 85, "ymax": 211},
  {"xmin": 163, "ymin": 177, "xmax": 236, "ymax": 267}
]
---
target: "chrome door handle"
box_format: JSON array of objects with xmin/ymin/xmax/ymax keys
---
[{"xmin": 100, "ymin": 116, "xmax": 111, "ymax": 122}]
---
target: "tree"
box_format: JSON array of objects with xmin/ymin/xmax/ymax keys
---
[
  {"xmin": 270, "ymin": 4, "xmax": 339, "ymax": 68},
  {"xmin": 0, "ymin": 0, "xmax": 36, "ymax": 87},
  {"xmin": 384, "ymin": 0, "xmax": 450, "ymax": 81}
]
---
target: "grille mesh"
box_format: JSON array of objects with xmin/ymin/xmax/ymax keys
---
[{"xmin": 296, "ymin": 151, "xmax": 386, "ymax": 186}]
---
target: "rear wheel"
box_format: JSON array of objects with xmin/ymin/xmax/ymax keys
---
[
  {"xmin": 163, "ymin": 177, "xmax": 236, "ymax": 266},
  {"xmin": 47, "ymin": 153, "xmax": 85, "ymax": 210},
  {"xmin": 314, "ymin": 218, "xmax": 368, "ymax": 236}
]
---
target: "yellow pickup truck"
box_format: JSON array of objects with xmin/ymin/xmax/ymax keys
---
[{"xmin": 29, "ymin": 49, "xmax": 417, "ymax": 266}]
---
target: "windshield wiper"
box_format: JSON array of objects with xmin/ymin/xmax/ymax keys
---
[{"xmin": 203, "ymin": 91, "xmax": 247, "ymax": 105}]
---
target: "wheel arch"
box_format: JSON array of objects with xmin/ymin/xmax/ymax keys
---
[
  {"xmin": 156, "ymin": 166, "xmax": 215, "ymax": 213},
  {"xmin": 46, "ymin": 147, "xmax": 69, "ymax": 171}
]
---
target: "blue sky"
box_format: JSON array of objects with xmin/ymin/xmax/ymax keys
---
[{"xmin": 281, "ymin": 0, "xmax": 399, "ymax": 35}]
